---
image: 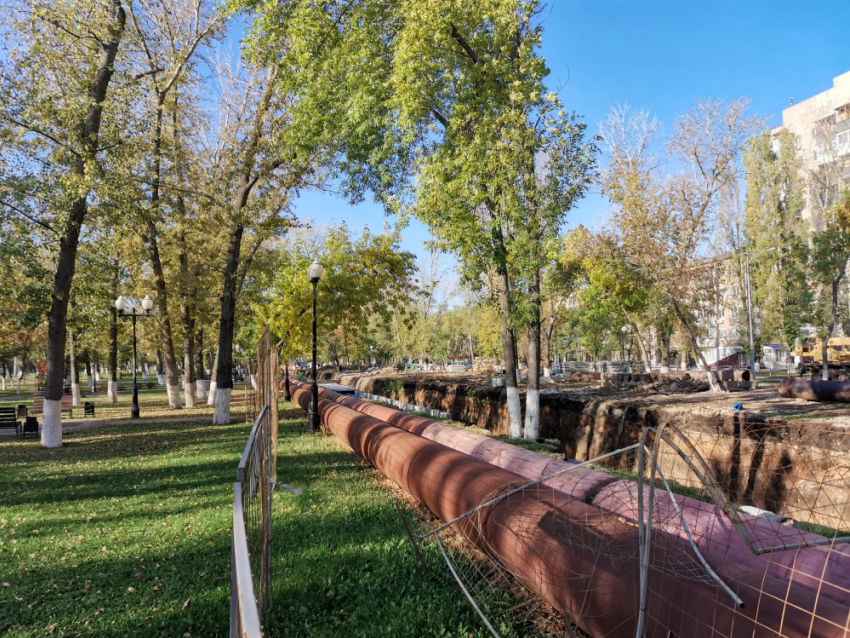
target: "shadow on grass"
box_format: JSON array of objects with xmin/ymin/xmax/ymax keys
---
[{"xmin": 261, "ymin": 420, "xmax": 503, "ymax": 638}]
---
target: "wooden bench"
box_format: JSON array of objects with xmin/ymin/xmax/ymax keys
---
[
  {"xmin": 0, "ymin": 407, "xmax": 19, "ymax": 435},
  {"xmin": 31, "ymin": 396, "xmax": 74, "ymax": 418}
]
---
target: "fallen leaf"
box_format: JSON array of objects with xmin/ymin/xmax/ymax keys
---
[
  {"xmin": 182, "ymin": 599, "xmax": 189, "ymax": 609},
  {"xmin": 127, "ymin": 587, "xmax": 135, "ymax": 593}
]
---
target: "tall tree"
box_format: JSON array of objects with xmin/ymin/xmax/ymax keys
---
[
  {"xmin": 0, "ymin": 0, "xmax": 129, "ymax": 446},
  {"xmin": 742, "ymin": 129, "xmax": 810, "ymax": 349},
  {"xmin": 129, "ymin": 0, "xmax": 221, "ymax": 409},
  {"xmin": 810, "ymin": 189, "xmax": 850, "ymax": 380},
  {"xmin": 598, "ymin": 102, "xmax": 763, "ymax": 390}
]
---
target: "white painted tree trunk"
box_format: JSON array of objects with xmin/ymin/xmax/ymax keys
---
[
  {"xmin": 157, "ymin": 374, "xmax": 166, "ymax": 385},
  {"xmin": 250, "ymin": 374, "xmax": 258, "ymax": 391},
  {"xmin": 1, "ymin": 374, "xmax": 5, "ymax": 391},
  {"xmin": 71, "ymin": 383, "xmax": 81, "ymax": 407},
  {"xmin": 107, "ymin": 381, "xmax": 118, "ymax": 403},
  {"xmin": 184, "ymin": 381, "xmax": 196, "ymax": 408},
  {"xmin": 207, "ymin": 380, "xmax": 217, "ymax": 406},
  {"xmin": 166, "ymin": 383, "xmax": 182, "ymax": 409},
  {"xmin": 506, "ymin": 386, "xmax": 522, "ymax": 439},
  {"xmin": 212, "ymin": 387, "xmax": 231, "ymax": 424},
  {"xmin": 41, "ymin": 400, "xmax": 62, "ymax": 448},
  {"xmin": 196, "ymin": 378, "xmax": 207, "ymax": 400},
  {"xmin": 524, "ymin": 388, "xmax": 540, "ymax": 440},
  {"xmin": 16, "ymin": 376, "xmax": 21, "ymax": 394},
  {"xmin": 543, "ymin": 367, "xmax": 551, "ymax": 378},
  {"xmin": 95, "ymin": 365, "xmax": 101, "ymax": 382}
]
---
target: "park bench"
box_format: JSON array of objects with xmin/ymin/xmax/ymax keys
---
[
  {"xmin": 0, "ymin": 407, "xmax": 19, "ymax": 435},
  {"xmin": 30, "ymin": 396, "xmax": 74, "ymax": 418}
]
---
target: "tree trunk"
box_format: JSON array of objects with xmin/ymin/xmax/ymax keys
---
[
  {"xmin": 142, "ymin": 230, "xmax": 181, "ymax": 409},
  {"xmin": 155, "ymin": 349, "xmax": 165, "ymax": 385},
  {"xmin": 68, "ymin": 329, "xmax": 81, "ymax": 407},
  {"xmin": 108, "ymin": 281, "xmax": 119, "ymax": 402},
  {"xmin": 207, "ymin": 343, "xmax": 219, "ymax": 406},
  {"xmin": 85, "ymin": 357, "xmax": 94, "ymax": 392},
  {"xmin": 195, "ymin": 328, "xmax": 206, "ymax": 400},
  {"xmin": 495, "ymin": 266, "xmax": 522, "ymax": 438},
  {"xmin": 541, "ymin": 315, "xmax": 555, "ymax": 377},
  {"xmin": 41, "ymin": 0, "xmax": 125, "ymax": 447},
  {"xmin": 213, "ymin": 224, "xmax": 244, "ymax": 424},
  {"xmin": 524, "ymin": 270, "xmax": 541, "ymax": 441},
  {"xmin": 182, "ymin": 317, "xmax": 196, "ymax": 408},
  {"xmin": 823, "ymin": 261, "xmax": 848, "ymax": 380},
  {"xmin": 178, "ymin": 236, "xmax": 196, "ymax": 407},
  {"xmin": 671, "ymin": 297, "xmax": 724, "ymax": 391},
  {"xmin": 621, "ymin": 307, "xmax": 653, "ymax": 373}
]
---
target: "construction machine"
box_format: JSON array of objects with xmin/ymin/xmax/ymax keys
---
[{"xmin": 793, "ymin": 337, "xmax": 850, "ymax": 380}]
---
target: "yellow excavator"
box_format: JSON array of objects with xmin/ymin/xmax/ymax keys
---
[{"xmin": 793, "ymin": 337, "xmax": 850, "ymax": 380}]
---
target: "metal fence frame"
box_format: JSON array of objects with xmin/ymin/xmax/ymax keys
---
[{"xmin": 230, "ymin": 326, "xmax": 278, "ymax": 637}]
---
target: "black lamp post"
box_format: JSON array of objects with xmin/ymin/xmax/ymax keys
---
[
  {"xmin": 115, "ymin": 294, "xmax": 154, "ymax": 419},
  {"xmin": 307, "ymin": 260, "xmax": 324, "ymax": 432}
]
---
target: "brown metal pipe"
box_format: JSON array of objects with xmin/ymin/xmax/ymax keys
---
[
  {"xmin": 288, "ymin": 382, "xmax": 850, "ymax": 637},
  {"xmin": 780, "ymin": 378, "xmax": 850, "ymax": 402},
  {"xmin": 290, "ymin": 380, "xmax": 850, "ymax": 607}
]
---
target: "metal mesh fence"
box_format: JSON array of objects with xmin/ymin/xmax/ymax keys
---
[
  {"xmin": 416, "ymin": 418, "xmax": 850, "ymax": 638},
  {"xmin": 230, "ymin": 325, "xmax": 279, "ymax": 637}
]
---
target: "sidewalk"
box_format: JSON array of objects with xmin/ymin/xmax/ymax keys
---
[{"xmin": 0, "ymin": 414, "xmax": 240, "ymax": 438}]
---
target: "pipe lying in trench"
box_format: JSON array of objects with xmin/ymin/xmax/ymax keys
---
[
  {"xmin": 780, "ymin": 378, "xmax": 850, "ymax": 402},
  {"xmin": 288, "ymin": 381, "xmax": 850, "ymax": 637},
  {"xmin": 291, "ymin": 380, "xmax": 850, "ymax": 608}
]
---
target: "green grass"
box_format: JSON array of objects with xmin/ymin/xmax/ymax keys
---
[
  {"xmin": 0, "ymin": 418, "xmax": 245, "ymax": 636},
  {"xmin": 0, "ymin": 403, "xmax": 550, "ymax": 637},
  {"xmin": 264, "ymin": 410, "xmax": 539, "ymax": 638}
]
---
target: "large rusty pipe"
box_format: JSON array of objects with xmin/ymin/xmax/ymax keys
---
[
  {"xmin": 292, "ymin": 380, "xmax": 850, "ymax": 606},
  {"xmin": 289, "ymin": 382, "xmax": 850, "ymax": 636},
  {"xmin": 780, "ymin": 378, "xmax": 850, "ymax": 402}
]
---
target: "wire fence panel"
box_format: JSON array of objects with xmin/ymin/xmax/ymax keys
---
[
  {"xmin": 230, "ymin": 325, "xmax": 279, "ymax": 635},
  {"xmin": 415, "ymin": 419, "xmax": 850, "ymax": 638}
]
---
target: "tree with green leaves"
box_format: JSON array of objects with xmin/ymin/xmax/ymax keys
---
[
  {"xmin": 742, "ymin": 129, "xmax": 810, "ymax": 350},
  {"xmin": 248, "ymin": 0, "xmax": 595, "ymax": 438},
  {"xmin": 255, "ymin": 224, "xmax": 416, "ymax": 373},
  {"xmin": 0, "ymin": 0, "xmax": 131, "ymax": 446},
  {"xmin": 809, "ymin": 189, "xmax": 850, "ymax": 380}
]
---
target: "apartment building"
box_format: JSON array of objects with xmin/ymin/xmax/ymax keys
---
[
  {"xmin": 771, "ymin": 70, "xmax": 850, "ymax": 230},
  {"xmin": 695, "ymin": 71, "xmax": 850, "ymax": 368}
]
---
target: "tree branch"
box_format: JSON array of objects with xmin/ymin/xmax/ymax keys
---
[{"xmin": 0, "ymin": 199, "xmax": 57, "ymax": 234}]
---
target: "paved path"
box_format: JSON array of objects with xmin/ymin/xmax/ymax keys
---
[{"xmin": 0, "ymin": 415, "xmax": 243, "ymax": 438}]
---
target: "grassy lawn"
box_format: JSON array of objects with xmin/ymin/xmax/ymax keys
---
[
  {"xmin": 265, "ymin": 410, "xmax": 546, "ymax": 638},
  {"xmin": 0, "ymin": 401, "xmax": 553, "ymax": 637},
  {"xmin": 0, "ymin": 417, "xmax": 246, "ymax": 636}
]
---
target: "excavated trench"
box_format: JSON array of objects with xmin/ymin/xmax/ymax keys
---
[{"xmin": 335, "ymin": 373, "xmax": 850, "ymax": 529}]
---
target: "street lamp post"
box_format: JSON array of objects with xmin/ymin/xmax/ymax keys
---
[
  {"xmin": 115, "ymin": 294, "xmax": 154, "ymax": 419},
  {"xmin": 307, "ymin": 261, "xmax": 324, "ymax": 432},
  {"xmin": 744, "ymin": 247, "xmax": 776, "ymax": 375}
]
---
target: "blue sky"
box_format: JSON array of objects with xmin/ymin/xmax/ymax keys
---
[{"xmin": 291, "ymin": 0, "xmax": 850, "ymax": 260}]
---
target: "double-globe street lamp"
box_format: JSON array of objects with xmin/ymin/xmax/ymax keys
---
[
  {"xmin": 115, "ymin": 294, "xmax": 154, "ymax": 419},
  {"xmin": 307, "ymin": 261, "xmax": 324, "ymax": 432}
]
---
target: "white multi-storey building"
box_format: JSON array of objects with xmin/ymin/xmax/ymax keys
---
[{"xmin": 771, "ymin": 70, "xmax": 850, "ymax": 230}]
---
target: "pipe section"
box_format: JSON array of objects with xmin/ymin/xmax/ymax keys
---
[
  {"xmin": 293, "ymin": 380, "xmax": 850, "ymax": 607},
  {"xmin": 780, "ymin": 378, "xmax": 850, "ymax": 402},
  {"xmin": 288, "ymin": 381, "xmax": 850, "ymax": 637}
]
